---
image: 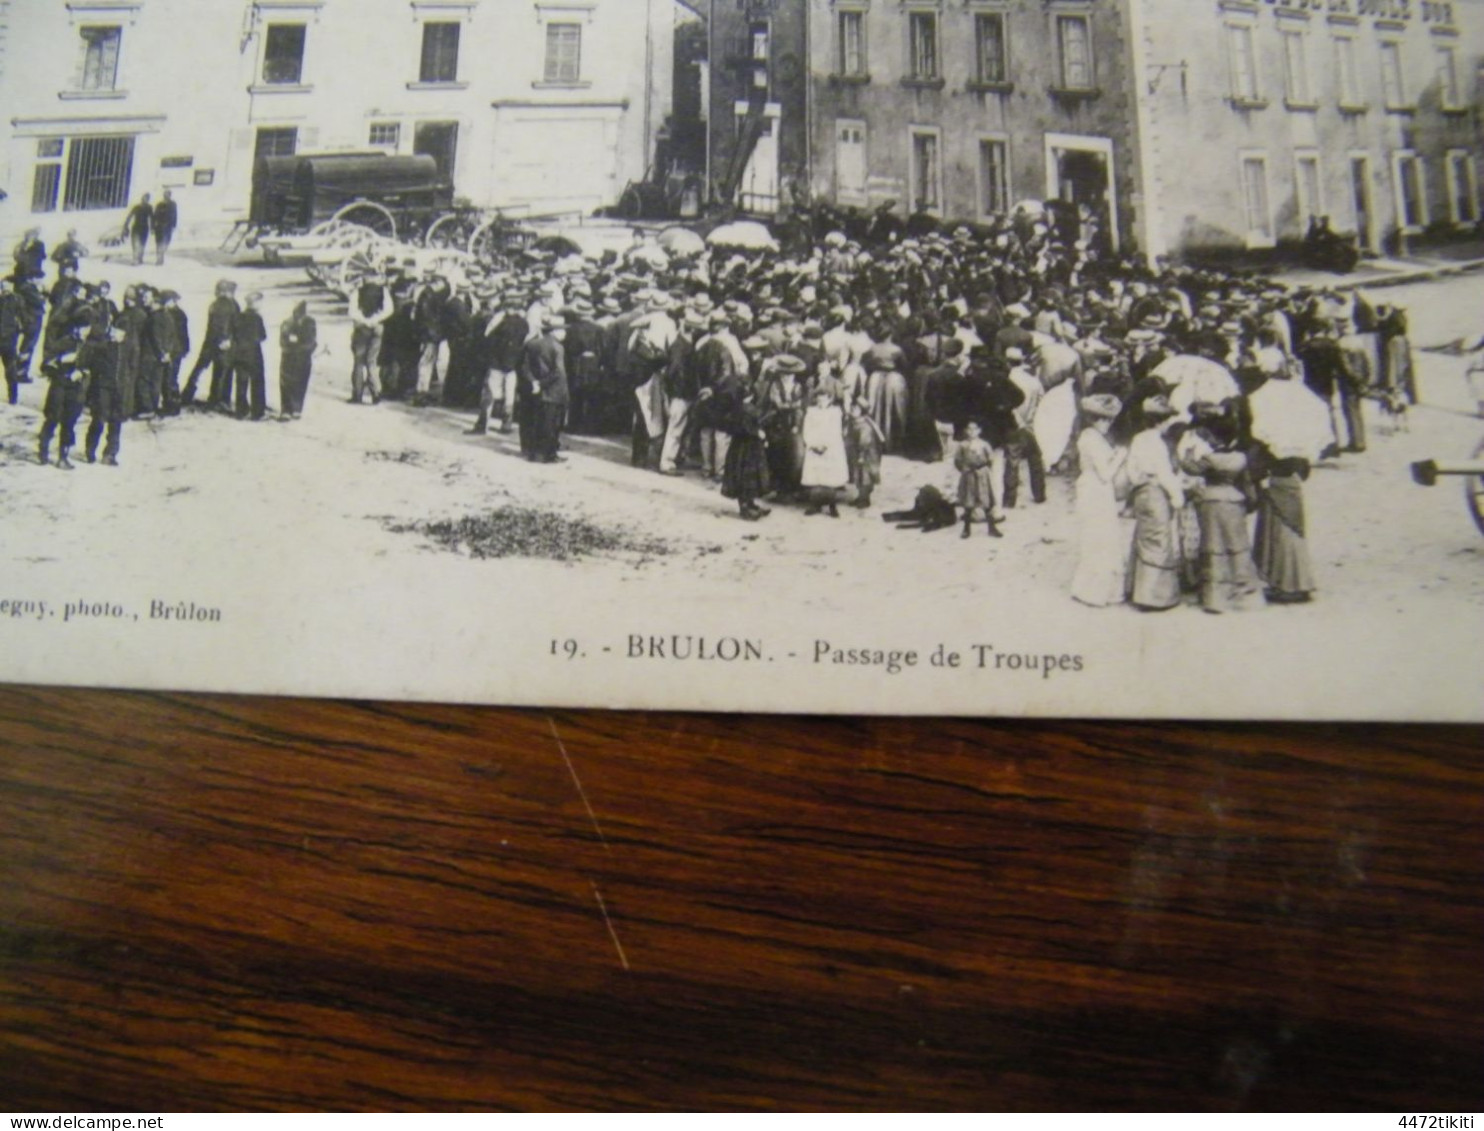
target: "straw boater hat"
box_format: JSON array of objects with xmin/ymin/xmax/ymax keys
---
[
  {"xmin": 772, "ymin": 354, "xmax": 807, "ymax": 374},
  {"xmin": 1080, "ymin": 393, "xmax": 1121, "ymax": 420}
]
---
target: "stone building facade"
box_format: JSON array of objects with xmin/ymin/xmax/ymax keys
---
[
  {"xmin": 0, "ymin": 0, "xmax": 683, "ymax": 243},
  {"xmin": 1130, "ymin": 0, "xmax": 1484, "ymax": 258}
]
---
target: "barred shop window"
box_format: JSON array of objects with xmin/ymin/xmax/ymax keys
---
[
  {"xmin": 79, "ymin": 26, "xmax": 122, "ymax": 92},
  {"xmin": 838, "ymin": 10, "xmax": 866, "ymax": 77},
  {"xmin": 1379, "ymin": 40, "xmax": 1406, "ymax": 107},
  {"xmin": 975, "ymin": 13, "xmax": 1008, "ymax": 85},
  {"xmin": 544, "ymin": 22, "xmax": 582, "ymax": 84},
  {"xmin": 1281, "ymin": 30, "xmax": 1311, "ymax": 103},
  {"xmin": 1227, "ymin": 23, "xmax": 1258, "ymax": 100},
  {"xmin": 420, "ymin": 22, "xmax": 461, "ymax": 83},
  {"xmin": 369, "ymin": 122, "xmax": 401, "ymax": 148},
  {"xmin": 908, "ymin": 12, "xmax": 938, "ymax": 81},
  {"xmin": 64, "ymin": 136, "xmax": 135, "ymax": 211},
  {"xmin": 1057, "ymin": 14, "xmax": 1092, "ymax": 90},
  {"xmin": 979, "ymin": 138, "xmax": 1009, "ymax": 216},
  {"xmin": 262, "ymin": 24, "xmax": 306, "ymax": 85}
]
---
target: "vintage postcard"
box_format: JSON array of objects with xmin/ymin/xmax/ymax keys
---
[{"xmin": 0, "ymin": 0, "xmax": 1480, "ymax": 720}]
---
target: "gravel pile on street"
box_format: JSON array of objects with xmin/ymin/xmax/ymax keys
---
[{"xmin": 389, "ymin": 507, "xmax": 684, "ymax": 562}]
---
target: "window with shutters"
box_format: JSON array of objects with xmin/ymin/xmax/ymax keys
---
[
  {"xmin": 1334, "ymin": 35, "xmax": 1363, "ymax": 108},
  {"xmin": 1393, "ymin": 152, "xmax": 1425, "ymax": 231},
  {"xmin": 262, "ymin": 24, "xmax": 307, "ymax": 85},
  {"xmin": 1379, "ymin": 41, "xmax": 1407, "ymax": 108},
  {"xmin": 1227, "ymin": 23, "xmax": 1260, "ymax": 103},
  {"xmin": 544, "ymin": 22, "xmax": 582, "ymax": 83},
  {"xmin": 974, "ymin": 13, "xmax": 1008, "ymax": 86},
  {"xmin": 1056, "ymin": 14, "xmax": 1092, "ymax": 90},
  {"xmin": 1295, "ymin": 151, "xmax": 1322, "ymax": 227},
  {"xmin": 907, "ymin": 12, "xmax": 938, "ymax": 82},
  {"xmin": 837, "ymin": 10, "xmax": 866, "ymax": 78},
  {"xmin": 1240, "ymin": 154, "xmax": 1273, "ymax": 245},
  {"xmin": 1446, "ymin": 151, "xmax": 1478, "ymax": 225},
  {"xmin": 1281, "ymin": 30, "xmax": 1312, "ymax": 106},
  {"xmin": 910, "ymin": 128, "xmax": 941, "ymax": 213},
  {"xmin": 978, "ymin": 138, "xmax": 1010, "ymax": 217},
  {"xmin": 1437, "ymin": 46, "xmax": 1462, "ymax": 110},
  {"xmin": 78, "ymin": 26, "xmax": 122, "ymax": 91},
  {"xmin": 420, "ymin": 22, "xmax": 461, "ymax": 83}
]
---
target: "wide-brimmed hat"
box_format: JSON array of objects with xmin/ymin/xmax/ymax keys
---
[
  {"xmin": 1141, "ymin": 394, "xmax": 1177, "ymax": 419},
  {"xmin": 771, "ymin": 354, "xmax": 806, "ymax": 374},
  {"xmin": 1080, "ymin": 393, "xmax": 1121, "ymax": 419}
]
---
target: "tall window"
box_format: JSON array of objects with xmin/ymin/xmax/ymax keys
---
[
  {"xmin": 979, "ymin": 138, "xmax": 1009, "ymax": 216},
  {"xmin": 1379, "ymin": 41, "xmax": 1406, "ymax": 107},
  {"xmin": 1437, "ymin": 46, "xmax": 1462, "ymax": 109},
  {"xmin": 1394, "ymin": 153, "xmax": 1425, "ymax": 230},
  {"xmin": 1056, "ymin": 14, "xmax": 1092, "ymax": 90},
  {"xmin": 908, "ymin": 12, "xmax": 938, "ymax": 81},
  {"xmin": 544, "ymin": 23, "xmax": 582, "ymax": 83},
  {"xmin": 1227, "ymin": 24, "xmax": 1258, "ymax": 100},
  {"xmin": 1240, "ymin": 155, "xmax": 1273, "ymax": 243},
  {"xmin": 910, "ymin": 129, "xmax": 941, "ymax": 212},
  {"xmin": 420, "ymin": 22, "xmax": 461, "ymax": 83},
  {"xmin": 837, "ymin": 10, "xmax": 866, "ymax": 77},
  {"xmin": 262, "ymin": 24, "xmax": 306, "ymax": 85},
  {"xmin": 1295, "ymin": 152, "xmax": 1322, "ymax": 224},
  {"xmin": 31, "ymin": 139, "xmax": 65, "ymax": 213},
  {"xmin": 975, "ymin": 13, "xmax": 1008, "ymax": 84},
  {"xmin": 1447, "ymin": 151, "xmax": 1478, "ymax": 224},
  {"xmin": 1281, "ymin": 30, "xmax": 1310, "ymax": 104},
  {"xmin": 79, "ymin": 26, "xmax": 122, "ymax": 91},
  {"xmin": 1334, "ymin": 35, "xmax": 1361, "ymax": 105}
]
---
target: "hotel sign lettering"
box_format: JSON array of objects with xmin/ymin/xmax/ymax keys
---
[{"xmin": 1259, "ymin": 0, "xmax": 1456, "ymax": 22}]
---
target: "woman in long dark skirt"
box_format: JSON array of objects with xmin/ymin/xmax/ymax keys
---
[
  {"xmin": 278, "ymin": 301, "xmax": 317, "ymax": 420},
  {"xmin": 721, "ymin": 389, "xmax": 771, "ymax": 521}
]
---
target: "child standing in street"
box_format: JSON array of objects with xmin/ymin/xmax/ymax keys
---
[
  {"xmin": 954, "ymin": 420, "xmax": 1003, "ymax": 538},
  {"xmin": 844, "ymin": 398, "xmax": 884, "ymax": 509},
  {"xmin": 801, "ymin": 387, "xmax": 848, "ymax": 517}
]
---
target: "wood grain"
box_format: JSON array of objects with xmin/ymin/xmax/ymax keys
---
[{"xmin": 0, "ymin": 689, "xmax": 1479, "ymax": 1111}]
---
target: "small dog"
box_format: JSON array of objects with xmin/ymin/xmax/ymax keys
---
[{"xmin": 882, "ymin": 486, "xmax": 959, "ymax": 532}]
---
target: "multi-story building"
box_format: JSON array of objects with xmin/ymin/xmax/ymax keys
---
[
  {"xmin": 0, "ymin": 0, "xmax": 685, "ymax": 242},
  {"xmin": 707, "ymin": 0, "xmax": 1483, "ymax": 259},
  {"xmin": 1130, "ymin": 0, "xmax": 1484, "ymax": 258}
]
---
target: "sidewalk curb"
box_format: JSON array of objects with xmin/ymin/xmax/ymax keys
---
[{"xmin": 1330, "ymin": 257, "xmax": 1484, "ymax": 292}]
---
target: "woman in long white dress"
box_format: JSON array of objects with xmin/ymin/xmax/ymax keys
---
[{"xmin": 1070, "ymin": 394, "xmax": 1130, "ymax": 607}]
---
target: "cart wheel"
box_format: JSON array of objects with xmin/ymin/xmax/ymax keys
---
[
  {"xmin": 425, "ymin": 212, "xmax": 475, "ymax": 251},
  {"xmin": 332, "ymin": 201, "xmax": 397, "ymax": 240},
  {"xmin": 1468, "ymin": 437, "xmax": 1484, "ymax": 538},
  {"xmin": 468, "ymin": 217, "xmax": 507, "ymax": 264}
]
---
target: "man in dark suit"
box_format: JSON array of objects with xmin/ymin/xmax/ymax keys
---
[
  {"xmin": 124, "ymin": 194, "xmax": 152, "ymax": 266},
  {"xmin": 152, "ymin": 190, "xmax": 178, "ymax": 265},
  {"xmin": 471, "ymin": 292, "xmax": 528, "ymax": 434},
  {"xmin": 561, "ymin": 299, "xmax": 605, "ymax": 435},
  {"xmin": 518, "ymin": 313, "xmax": 568, "ymax": 462},
  {"xmin": 182, "ymin": 280, "xmax": 238, "ymax": 408}
]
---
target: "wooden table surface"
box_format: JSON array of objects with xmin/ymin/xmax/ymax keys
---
[{"xmin": 1, "ymin": 687, "xmax": 1479, "ymax": 1112}]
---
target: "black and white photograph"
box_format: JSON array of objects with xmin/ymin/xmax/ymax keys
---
[{"xmin": 0, "ymin": 0, "xmax": 1481, "ymax": 718}]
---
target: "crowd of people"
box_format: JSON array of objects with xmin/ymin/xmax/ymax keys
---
[{"xmin": 2, "ymin": 205, "xmax": 1420, "ymax": 611}]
